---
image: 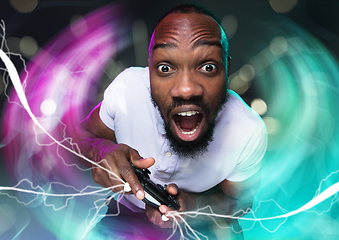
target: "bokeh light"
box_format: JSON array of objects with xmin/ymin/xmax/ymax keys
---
[
  {"xmin": 40, "ymin": 99, "xmax": 57, "ymax": 116},
  {"xmin": 239, "ymin": 64, "xmax": 255, "ymax": 82},
  {"xmin": 70, "ymin": 15, "xmax": 88, "ymax": 39},
  {"xmin": 229, "ymin": 64, "xmax": 256, "ymax": 95},
  {"xmin": 19, "ymin": 36, "xmax": 38, "ymax": 57},
  {"xmin": 269, "ymin": 0, "xmax": 298, "ymax": 13},
  {"xmin": 251, "ymin": 98, "xmax": 267, "ymax": 115},
  {"xmin": 10, "ymin": 0, "xmax": 39, "ymax": 13},
  {"xmin": 1, "ymin": 1, "xmax": 339, "ymax": 239},
  {"xmin": 270, "ymin": 36, "xmax": 288, "ymax": 56},
  {"xmin": 222, "ymin": 15, "xmax": 238, "ymax": 39},
  {"xmin": 242, "ymin": 16, "xmax": 339, "ymax": 239},
  {"xmin": 229, "ymin": 74, "xmax": 251, "ymax": 95},
  {"xmin": 263, "ymin": 116, "xmax": 281, "ymax": 135},
  {"xmin": 1, "ymin": 3, "xmax": 132, "ymax": 239}
]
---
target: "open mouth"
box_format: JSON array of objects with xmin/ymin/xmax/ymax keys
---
[{"xmin": 172, "ymin": 110, "xmax": 204, "ymax": 141}]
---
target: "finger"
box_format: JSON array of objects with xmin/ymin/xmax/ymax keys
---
[
  {"xmin": 157, "ymin": 216, "xmax": 173, "ymax": 228},
  {"xmin": 145, "ymin": 204, "xmax": 153, "ymax": 222},
  {"xmin": 129, "ymin": 148, "xmax": 155, "ymax": 169},
  {"xmin": 153, "ymin": 209, "xmax": 173, "ymax": 228},
  {"xmin": 92, "ymin": 160, "xmax": 111, "ymax": 186},
  {"xmin": 132, "ymin": 157, "xmax": 155, "ymax": 169},
  {"xmin": 159, "ymin": 205, "xmax": 171, "ymax": 215},
  {"xmin": 147, "ymin": 204, "xmax": 174, "ymax": 228},
  {"xmin": 94, "ymin": 160, "xmax": 125, "ymax": 192},
  {"xmin": 117, "ymin": 160, "xmax": 144, "ymax": 200},
  {"xmin": 159, "ymin": 205, "xmax": 184, "ymax": 226},
  {"xmin": 146, "ymin": 204, "xmax": 160, "ymax": 225},
  {"xmin": 166, "ymin": 183, "xmax": 179, "ymax": 196}
]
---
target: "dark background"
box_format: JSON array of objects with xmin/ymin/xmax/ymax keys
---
[{"xmin": 0, "ymin": 0, "xmax": 338, "ymax": 239}]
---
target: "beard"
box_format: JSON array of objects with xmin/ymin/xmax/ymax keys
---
[{"xmin": 151, "ymin": 94, "xmax": 227, "ymax": 159}]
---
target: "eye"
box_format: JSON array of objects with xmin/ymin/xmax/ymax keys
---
[
  {"xmin": 199, "ymin": 64, "xmax": 217, "ymax": 73},
  {"xmin": 157, "ymin": 64, "xmax": 174, "ymax": 73}
]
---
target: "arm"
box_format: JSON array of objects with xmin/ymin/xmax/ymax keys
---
[
  {"xmin": 147, "ymin": 125, "xmax": 266, "ymax": 228},
  {"xmin": 147, "ymin": 171, "xmax": 261, "ymax": 228},
  {"xmin": 194, "ymin": 170, "xmax": 261, "ymax": 217},
  {"xmin": 73, "ymin": 103, "xmax": 117, "ymax": 167},
  {"xmin": 73, "ymin": 103, "xmax": 155, "ymax": 199}
]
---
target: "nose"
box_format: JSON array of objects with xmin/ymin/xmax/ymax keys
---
[{"xmin": 171, "ymin": 71, "xmax": 203, "ymax": 100}]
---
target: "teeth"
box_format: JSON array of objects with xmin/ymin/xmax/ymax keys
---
[{"xmin": 177, "ymin": 111, "xmax": 199, "ymax": 117}]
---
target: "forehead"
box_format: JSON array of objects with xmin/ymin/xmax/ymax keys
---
[{"xmin": 151, "ymin": 13, "xmax": 222, "ymax": 51}]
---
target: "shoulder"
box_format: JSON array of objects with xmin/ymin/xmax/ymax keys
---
[
  {"xmin": 213, "ymin": 90, "xmax": 267, "ymax": 151},
  {"xmin": 217, "ymin": 90, "xmax": 265, "ymax": 132},
  {"xmin": 99, "ymin": 67, "xmax": 153, "ymax": 131},
  {"xmin": 105, "ymin": 66, "xmax": 150, "ymax": 93},
  {"xmin": 119, "ymin": 66, "xmax": 149, "ymax": 79},
  {"xmin": 212, "ymin": 91, "xmax": 267, "ymax": 182},
  {"xmin": 101, "ymin": 66, "xmax": 151, "ymax": 115}
]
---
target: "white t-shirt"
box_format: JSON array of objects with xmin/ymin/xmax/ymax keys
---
[{"xmin": 100, "ymin": 67, "xmax": 267, "ymax": 210}]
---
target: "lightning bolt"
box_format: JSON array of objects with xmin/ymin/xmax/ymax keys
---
[
  {"xmin": 0, "ymin": 42, "xmax": 125, "ymax": 183},
  {"xmin": 1, "ymin": 19, "xmax": 339, "ymax": 240},
  {"xmin": 0, "ymin": 20, "xmax": 131, "ymax": 238}
]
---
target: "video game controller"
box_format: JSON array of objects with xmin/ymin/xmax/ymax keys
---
[{"xmin": 130, "ymin": 163, "xmax": 181, "ymax": 210}]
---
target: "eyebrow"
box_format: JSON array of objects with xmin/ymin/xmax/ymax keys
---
[
  {"xmin": 152, "ymin": 42, "xmax": 177, "ymax": 52},
  {"xmin": 192, "ymin": 39, "xmax": 222, "ymax": 49}
]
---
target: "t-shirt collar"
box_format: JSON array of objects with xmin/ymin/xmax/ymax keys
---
[{"xmin": 155, "ymin": 107, "xmax": 166, "ymax": 135}]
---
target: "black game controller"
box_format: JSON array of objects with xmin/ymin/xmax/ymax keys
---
[{"xmin": 131, "ymin": 163, "xmax": 181, "ymax": 210}]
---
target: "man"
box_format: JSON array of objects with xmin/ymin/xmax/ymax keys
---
[{"xmin": 74, "ymin": 4, "xmax": 267, "ymax": 239}]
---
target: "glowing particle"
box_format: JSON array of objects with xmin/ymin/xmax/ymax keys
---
[
  {"xmin": 10, "ymin": 0, "xmax": 38, "ymax": 13},
  {"xmin": 251, "ymin": 98, "xmax": 267, "ymax": 116},
  {"xmin": 162, "ymin": 215, "xmax": 169, "ymax": 222},
  {"xmin": 228, "ymin": 75, "xmax": 251, "ymax": 95},
  {"xmin": 269, "ymin": 0, "xmax": 298, "ymax": 13},
  {"xmin": 0, "ymin": 46, "xmax": 124, "ymax": 186},
  {"xmin": 239, "ymin": 64, "xmax": 255, "ymax": 82},
  {"xmin": 20, "ymin": 36, "xmax": 38, "ymax": 57},
  {"xmin": 221, "ymin": 15, "xmax": 238, "ymax": 39},
  {"xmin": 263, "ymin": 117, "xmax": 281, "ymax": 135},
  {"xmin": 40, "ymin": 99, "xmax": 57, "ymax": 116},
  {"xmin": 124, "ymin": 182, "xmax": 131, "ymax": 192},
  {"xmin": 270, "ymin": 36, "xmax": 288, "ymax": 56},
  {"xmin": 70, "ymin": 15, "xmax": 88, "ymax": 38}
]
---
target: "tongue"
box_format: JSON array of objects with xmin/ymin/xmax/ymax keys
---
[{"xmin": 178, "ymin": 115, "xmax": 199, "ymax": 131}]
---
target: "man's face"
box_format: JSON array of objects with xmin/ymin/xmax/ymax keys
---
[{"xmin": 149, "ymin": 13, "xmax": 227, "ymax": 158}]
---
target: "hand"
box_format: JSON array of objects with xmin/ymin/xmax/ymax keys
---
[
  {"xmin": 91, "ymin": 139, "xmax": 155, "ymax": 200},
  {"xmin": 145, "ymin": 183, "xmax": 196, "ymax": 228}
]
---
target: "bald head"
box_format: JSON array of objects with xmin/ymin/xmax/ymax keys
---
[{"xmin": 148, "ymin": 5, "xmax": 229, "ymax": 60}]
